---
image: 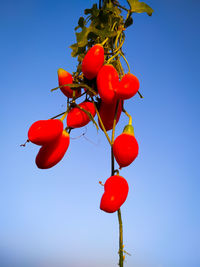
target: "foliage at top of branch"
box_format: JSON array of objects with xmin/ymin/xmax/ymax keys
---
[
  {"xmin": 70, "ymin": 0, "xmax": 153, "ymax": 67},
  {"xmin": 127, "ymin": 0, "xmax": 154, "ymax": 16}
]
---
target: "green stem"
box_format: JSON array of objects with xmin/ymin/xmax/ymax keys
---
[
  {"xmin": 111, "ymin": 100, "xmax": 120, "ymax": 144},
  {"xmin": 60, "ymin": 111, "xmax": 68, "ymax": 122},
  {"xmin": 114, "ymin": 31, "xmax": 121, "ymax": 50},
  {"xmin": 138, "ymin": 90, "xmax": 144, "ymax": 98},
  {"xmin": 91, "ymin": 98, "xmax": 112, "ymax": 146},
  {"xmin": 101, "ymin": 37, "xmax": 109, "ymax": 46},
  {"xmin": 101, "ymin": 21, "xmax": 118, "ymax": 47},
  {"xmin": 112, "ymin": 21, "xmax": 118, "ymax": 31},
  {"xmin": 111, "ymin": 147, "xmax": 115, "ymax": 175},
  {"xmin": 122, "ymin": 108, "xmax": 132, "ymax": 125},
  {"xmin": 118, "ymin": 57, "xmax": 125, "ymax": 78},
  {"xmin": 124, "ymin": 10, "xmax": 132, "ymax": 28},
  {"xmin": 111, "ymin": 99, "xmax": 124, "ymax": 267},
  {"xmin": 114, "ymin": 33, "xmax": 125, "ymax": 53},
  {"xmin": 51, "ymin": 83, "xmax": 97, "ymax": 96},
  {"xmin": 107, "ymin": 50, "xmax": 121, "ymax": 64},
  {"xmin": 120, "ymin": 51, "xmax": 131, "ymax": 73},
  {"xmin": 76, "ymin": 104, "xmax": 99, "ymax": 131},
  {"xmin": 118, "ymin": 209, "xmax": 124, "ymax": 267},
  {"xmin": 113, "ymin": 1, "xmax": 129, "ymax": 12},
  {"xmin": 50, "ymin": 111, "xmax": 66, "ymax": 120}
]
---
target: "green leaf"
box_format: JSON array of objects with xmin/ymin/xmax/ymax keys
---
[
  {"xmin": 70, "ymin": 43, "xmax": 79, "ymax": 57},
  {"xmin": 70, "ymin": 43, "xmax": 86, "ymax": 58},
  {"xmin": 127, "ymin": 0, "xmax": 154, "ymax": 16},
  {"xmin": 124, "ymin": 15, "xmax": 133, "ymax": 28},
  {"xmin": 70, "ymin": 1, "xmax": 124, "ymax": 59},
  {"xmin": 84, "ymin": 8, "xmax": 91, "ymax": 15},
  {"xmin": 84, "ymin": 4, "xmax": 99, "ymax": 17},
  {"xmin": 78, "ymin": 17, "xmax": 85, "ymax": 28},
  {"xmin": 73, "ymin": 23, "xmax": 117, "ymax": 51},
  {"xmin": 76, "ymin": 26, "xmax": 90, "ymax": 46}
]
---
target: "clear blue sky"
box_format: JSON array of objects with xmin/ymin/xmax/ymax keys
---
[{"xmin": 0, "ymin": 0, "xmax": 200, "ymax": 266}]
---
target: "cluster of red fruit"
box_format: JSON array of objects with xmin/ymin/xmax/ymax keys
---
[{"xmin": 28, "ymin": 44, "xmax": 139, "ymax": 213}]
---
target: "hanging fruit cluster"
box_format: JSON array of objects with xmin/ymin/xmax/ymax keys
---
[{"xmin": 25, "ymin": 1, "xmax": 153, "ymax": 266}]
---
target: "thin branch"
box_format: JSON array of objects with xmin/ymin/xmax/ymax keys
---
[
  {"xmin": 50, "ymin": 111, "xmax": 66, "ymax": 120},
  {"xmin": 111, "ymin": 100, "xmax": 120, "ymax": 144},
  {"xmin": 118, "ymin": 209, "xmax": 124, "ymax": 266},
  {"xmin": 138, "ymin": 90, "xmax": 144, "ymax": 98},
  {"xmin": 75, "ymin": 104, "xmax": 99, "ymax": 131},
  {"xmin": 111, "ymin": 99, "xmax": 124, "ymax": 267},
  {"xmin": 91, "ymin": 98, "xmax": 112, "ymax": 146},
  {"xmin": 113, "ymin": 1, "xmax": 129, "ymax": 12}
]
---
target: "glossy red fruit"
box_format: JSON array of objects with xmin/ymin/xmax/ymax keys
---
[
  {"xmin": 113, "ymin": 125, "xmax": 139, "ymax": 168},
  {"xmin": 97, "ymin": 64, "xmax": 119, "ymax": 103},
  {"xmin": 100, "ymin": 175, "xmax": 129, "ymax": 213},
  {"xmin": 98, "ymin": 100, "xmax": 123, "ymax": 131},
  {"xmin": 35, "ymin": 130, "xmax": 70, "ymax": 169},
  {"xmin": 58, "ymin": 68, "xmax": 80, "ymax": 98},
  {"xmin": 67, "ymin": 101, "xmax": 96, "ymax": 128},
  {"xmin": 28, "ymin": 119, "xmax": 63, "ymax": 145},
  {"xmin": 116, "ymin": 73, "xmax": 140, "ymax": 100},
  {"xmin": 82, "ymin": 44, "xmax": 104, "ymax": 80}
]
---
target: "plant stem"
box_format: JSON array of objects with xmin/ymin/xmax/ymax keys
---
[
  {"xmin": 111, "ymin": 99, "xmax": 124, "ymax": 267},
  {"xmin": 111, "ymin": 100, "xmax": 120, "ymax": 144},
  {"xmin": 138, "ymin": 90, "xmax": 144, "ymax": 98},
  {"xmin": 120, "ymin": 51, "xmax": 131, "ymax": 73},
  {"xmin": 50, "ymin": 111, "xmax": 66, "ymax": 120},
  {"xmin": 113, "ymin": 1, "xmax": 129, "ymax": 12},
  {"xmin": 122, "ymin": 108, "xmax": 132, "ymax": 125},
  {"xmin": 75, "ymin": 103, "xmax": 99, "ymax": 130},
  {"xmin": 118, "ymin": 209, "xmax": 124, "ymax": 266},
  {"xmin": 111, "ymin": 146, "xmax": 115, "ymax": 175},
  {"xmin": 51, "ymin": 83, "xmax": 97, "ymax": 96},
  {"xmin": 91, "ymin": 98, "xmax": 112, "ymax": 146},
  {"xmin": 114, "ymin": 33, "xmax": 125, "ymax": 53},
  {"xmin": 101, "ymin": 37, "xmax": 109, "ymax": 46},
  {"xmin": 107, "ymin": 50, "xmax": 121, "ymax": 64}
]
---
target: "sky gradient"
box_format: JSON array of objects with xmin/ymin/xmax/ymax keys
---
[{"xmin": 0, "ymin": 0, "xmax": 200, "ymax": 266}]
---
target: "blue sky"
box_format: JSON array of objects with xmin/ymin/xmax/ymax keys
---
[{"xmin": 0, "ymin": 0, "xmax": 200, "ymax": 266}]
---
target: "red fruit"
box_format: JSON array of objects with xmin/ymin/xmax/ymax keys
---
[
  {"xmin": 58, "ymin": 68, "xmax": 80, "ymax": 98},
  {"xmin": 116, "ymin": 73, "xmax": 140, "ymax": 100},
  {"xmin": 82, "ymin": 44, "xmax": 104, "ymax": 80},
  {"xmin": 28, "ymin": 119, "xmax": 63, "ymax": 145},
  {"xmin": 67, "ymin": 101, "xmax": 96, "ymax": 128},
  {"xmin": 98, "ymin": 100, "xmax": 123, "ymax": 131},
  {"xmin": 97, "ymin": 64, "xmax": 119, "ymax": 103},
  {"xmin": 113, "ymin": 125, "xmax": 139, "ymax": 168},
  {"xmin": 35, "ymin": 130, "xmax": 70, "ymax": 169},
  {"xmin": 100, "ymin": 175, "xmax": 129, "ymax": 213}
]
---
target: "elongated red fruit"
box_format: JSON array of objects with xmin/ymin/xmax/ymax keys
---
[
  {"xmin": 28, "ymin": 119, "xmax": 63, "ymax": 145},
  {"xmin": 67, "ymin": 101, "xmax": 96, "ymax": 128},
  {"xmin": 35, "ymin": 130, "xmax": 70, "ymax": 169},
  {"xmin": 98, "ymin": 100, "xmax": 122, "ymax": 131},
  {"xmin": 116, "ymin": 73, "xmax": 140, "ymax": 100},
  {"xmin": 97, "ymin": 64, "xmax": 119, "ymax": 103},
  {"xmin": 113, "ymin": 125, "xmax": 139, "ymax": 168},
  {"xmin": 58, "ymin": 68, "xmax": 80, "ymax": 98},
  {"xmin": 100, "ymin": 175, "xmax": 129, "ymax": 213},
  {"xmin": 82, "ymin": 44, "xmax": 104, "ymax": 80}
]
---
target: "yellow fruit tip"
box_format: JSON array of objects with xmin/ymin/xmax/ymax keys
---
[
  {"xmin": 63, "ymin": 130, "xmax": 69, "ymax": 136},
  {"xmin": 57, "ymin": 68, "xmax": 66, "ymax": 75}
]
